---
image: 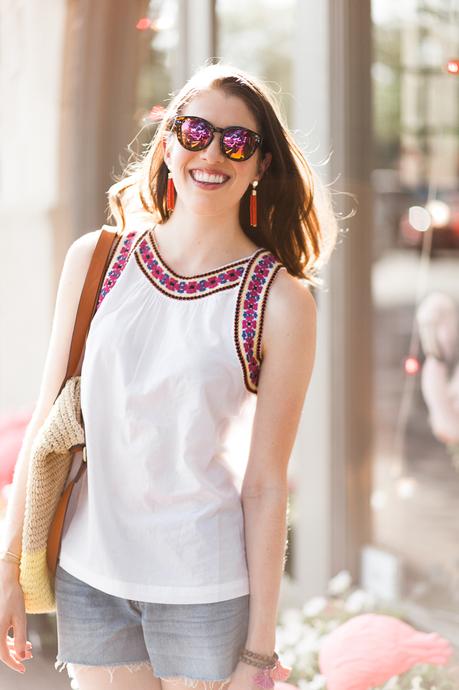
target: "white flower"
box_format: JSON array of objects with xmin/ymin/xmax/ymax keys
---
[
  {"xmin": 281, "ymin": 607, "xmax": 304, "ymax": 626},
  {"xmin": 297, "ymin": 661, "xmax": 319, "ymax": 677},
  {"xmin": 275, "ymin": 626, "xmax": 287, "ymax": 648},
  {"xmin": 328, "ymin": 570, "xmax": 352, "ymax": 595},
  {"xmin": 344, "ymin": 588, "xmax": 376, "ymax": 613},
  {"xmin": 281, "ymin": 649, "xmax": 298, "ymax": 667},
  {"xmin": 315, "ymin": 635, "xmax": 328, "ymax": 650},
  {"xmin": 381, "ymin": 676, "xmax": 400, "ymax": 689},
  {"xmin": 305, "ymin": 674, "xmax": 327, "ymax": 690},
  {"xmin": 409, "ymin": 676, "xmax": 424, "ymax": 690},
  {"xmin": 295, "ymin": 630, "xmax": 322, "ymax": 655},
  {"xmin": 324, "ymin": 619, "xmax": 341, "ymax": 633},
  {"xmin": 280, "ymin": 620, "xmax": 307, "ymax": 646},
  {"xmin": 303, "ymin": 597, "xmax": 328, "ymax": 617},
  {"xmin": 297, "ymin": 680, "xmax": 312, "ymax": 690}
]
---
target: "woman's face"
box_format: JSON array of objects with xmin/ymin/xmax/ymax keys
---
[{"xmin": 163, "ymin": 88, "xmax": 272, "ymax": 218}]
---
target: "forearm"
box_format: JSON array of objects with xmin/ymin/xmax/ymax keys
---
[
  {"xmin": 241, "ymin": 486, "xmax": 289, "ymax": 655},
  {"xmin": 1, "ymin": 414, "xmax": 45, "ymax": 559}
]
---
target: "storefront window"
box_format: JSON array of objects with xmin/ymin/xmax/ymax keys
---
[
  {"xmin": 134, "ymin": 0, "xmax": 178, "ymax": 145},
  {"xmin": 371, "ymin": 0, "xmax": 459, "ymax": 624},
  {"xmin": 216, "ymin": 0, "xmax": 296, "ymax": 125}
]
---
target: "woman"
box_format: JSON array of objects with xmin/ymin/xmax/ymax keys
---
[{"xmin": 0, "ymin": 62, "xmax": 338, "ymax": 690}]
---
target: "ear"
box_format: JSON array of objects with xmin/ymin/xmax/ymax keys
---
[
  {"xmin": 259, "ymin": 151, "xmax": 272, "ymax": 180},
  {"xmin": 163, "ymin": 133, "xmax": 173, "ymax": 167}
]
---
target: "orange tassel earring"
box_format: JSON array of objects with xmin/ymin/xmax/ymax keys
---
[
  {"xmin": 167, "ymin": 171, "xmax": 175, "ymax": 211},
  {"xmin": 250, "ymin": 180, "xmax": 258, "ymax": 228}
]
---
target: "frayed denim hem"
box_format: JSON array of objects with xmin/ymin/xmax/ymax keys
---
[
  {"xmin": 158, "ymin": 677, "xmax": 232, "ymax": 689},
  {"xmin": 54, "ymin": 658, "xmax": 154, "ymax": 685},
  {"xmin": 55, "ymin": 658, "xmax": 233, "ymax": 689}
]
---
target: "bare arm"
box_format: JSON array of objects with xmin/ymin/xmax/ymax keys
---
[
  {"xmin": 0, "ymin": 229, "xmax": 102, "ymax": 580},
  {"xmin": 241, "ymin": 271, "xmax": 317, "ymax": 655}
]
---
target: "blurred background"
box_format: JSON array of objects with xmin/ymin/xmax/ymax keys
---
[{"xmin": 1, "ymin": 0, "xmax": 459, "ymax": 687}]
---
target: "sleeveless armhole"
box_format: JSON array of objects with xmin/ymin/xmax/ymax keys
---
[{"xmin": 234, "ymin": 251, "xmax": 286, "ymax": 394}]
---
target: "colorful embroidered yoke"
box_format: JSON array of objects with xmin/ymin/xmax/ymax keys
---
[{"xmin": 59, "ymin": 225, "xmax": 286, "ymax": 604}]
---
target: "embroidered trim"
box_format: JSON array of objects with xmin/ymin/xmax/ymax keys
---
[
  {"xmin": 234, "ymin": 251, "xmax": 285, "ymax": 394},
  {"xmin": 95, "ymin": 229, "xmax": 147, "ymax": 312},
  {"xmin": 134, "ymin": 229, "xmax": 265, "ymax": 300}
]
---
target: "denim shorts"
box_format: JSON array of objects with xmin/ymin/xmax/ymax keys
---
[{"xmin": 54, "ymin": 563, "xmax": 250, "ymax": 688}]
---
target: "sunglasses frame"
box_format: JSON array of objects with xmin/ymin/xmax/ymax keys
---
[{"xmin": 171, "ymin": 115, "xmax": 263, "ymax": 162}]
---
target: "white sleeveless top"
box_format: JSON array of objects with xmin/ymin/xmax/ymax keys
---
[{"xmin": 58, "ymin": 225, "xmax": 286, "ymax": 604}]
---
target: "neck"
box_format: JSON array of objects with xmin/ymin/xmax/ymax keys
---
[{"xmin": 154, "ymin": 200, "xmax": 256, "ymax": 264}]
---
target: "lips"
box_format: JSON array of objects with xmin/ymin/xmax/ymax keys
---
[
  {"xmin": 189, "ymin": 169, "xmax": 230, "ymax": 189},
  {"xmin": 189, "ymin": 169, "xmax": 230, "ymax": 183}
]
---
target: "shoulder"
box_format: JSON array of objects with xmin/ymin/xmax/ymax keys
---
[
  {"xmin": 66, "ymin": 228, "xmax": 102, "ymax": 266},
  {"xmin": 267, "ymin": 264, "xmax": 316, "ymax": 314},
  {"xmin": 261, "ymin": 263, "xmax": 317, "ymax": 359},
  {"xmin": 65, "ymin": 225, "xmax": 119, "ymax": 272}
]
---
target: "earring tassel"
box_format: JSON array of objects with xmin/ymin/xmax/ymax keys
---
[
  {"xmin": 250, "ymin": 188, "xmax": 257, "ymax": 227},
  {"xmin": 167, "ymin": 173, "xmax": 175, "ymax": 211}
]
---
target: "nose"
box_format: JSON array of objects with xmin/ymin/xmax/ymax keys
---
[{"xmin": 200, "ymin": 132, "xmax": 225, "ymax": 163}]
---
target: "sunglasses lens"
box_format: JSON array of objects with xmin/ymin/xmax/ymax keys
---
[
  {"xmin": 222, "ymin": 128, "xmax": 258, "ymax": 161},
  {"xmin": 178, "ymin": 117, "xmax": 212, "ymax": 150}
]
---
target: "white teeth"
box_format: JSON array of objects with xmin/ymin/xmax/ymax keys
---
[{"xmin": 191, "ymin": 170, "xmax": 228, "ymax": 184}]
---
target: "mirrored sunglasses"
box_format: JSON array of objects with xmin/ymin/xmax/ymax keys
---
[{"xmin": 171, "ymin": 115, "xmax": 263, "ymax": 162}]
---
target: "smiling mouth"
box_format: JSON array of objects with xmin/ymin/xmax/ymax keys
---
[{"xmin": 189, "ymin": 170, "xmax": 230, "ymax": 186}]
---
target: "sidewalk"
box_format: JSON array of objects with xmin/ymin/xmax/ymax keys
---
[
  {"xmin": 0, "ymin": 653, "xmax": 71, "ymax": 690},
  {"xmin": 0, "ymin": 615, "xmax": 71, "ymax": 690}
]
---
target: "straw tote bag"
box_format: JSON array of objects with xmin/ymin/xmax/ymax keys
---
[{"xmin": 19, "ymin": 227, "xmax": 121, "ymax": 614}]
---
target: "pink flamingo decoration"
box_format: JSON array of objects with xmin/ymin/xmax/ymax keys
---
[{"xmin": 319, "ymin": 613, "xmax": 452, "ymax": 690}]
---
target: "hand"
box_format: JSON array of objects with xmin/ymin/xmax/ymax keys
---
[
  {"xmin": 5, "ymin": 637, "xmax": 33, "ymax": 672},
  {"xmin": 0, "ymin": 571, "xmax": 33, "ymax": 674},
  {"xmin": 227, "ymin": 660, "xmax": 264, "ymax": 690}
]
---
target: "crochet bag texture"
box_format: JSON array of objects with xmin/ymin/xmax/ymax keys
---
[
  {"xmin": 18, "ymin": 228, "xmax": 120, "ymax": 614},
  {"xmin": 19, "ymin": 377, "xmax": 84, "ymax": 613}
]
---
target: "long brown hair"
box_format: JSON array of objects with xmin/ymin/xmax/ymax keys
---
[{"xmin": 107, "ymin": 61, "xmax": 341, "ymax": 289}]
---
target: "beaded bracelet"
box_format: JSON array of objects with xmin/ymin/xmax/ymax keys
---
[
  {"xmin": 238, "ymin": 648, "xmax": 291, "ymax": 689},
  {"xmin": 239, "ymin": 649, "xmax": 278, "ymax": 668}
]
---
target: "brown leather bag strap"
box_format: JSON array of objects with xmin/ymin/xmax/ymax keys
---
[
  {"xmin": 47, "ymin": 228, "xmax": 121, "ymax": 578},
  {"xmin": 57, "ymin": 228, "xmax": 120, "ymax": 397}
]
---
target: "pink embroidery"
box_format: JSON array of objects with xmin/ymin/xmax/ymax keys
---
[
  {"xmin": 96, "ymin": 231, "xmax": 141, "ymax": 312},
  {"xmin": 135, "ymin": 230, "xmax": 263, "ymax": 300},
  {"xmin": 234, "ymin": 252, "xmax": 285, "ymax": 393}
]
